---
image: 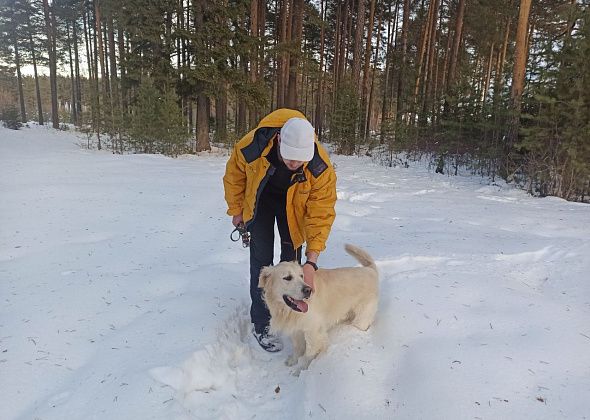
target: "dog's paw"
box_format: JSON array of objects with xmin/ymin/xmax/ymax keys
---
[
  {"xmin": 285, "ymin": 354, "xmax": 299, "ymax": 366},
  {"xmin": 290, "ymin": 366, "xmax": 303, "ymax": 377},
  {"xmin": 290, "ymin": 360, "xmax": 311, "ymax": 376}
]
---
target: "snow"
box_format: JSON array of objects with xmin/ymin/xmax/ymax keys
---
[{"xmin": 1, "ymin": 124, "xmax": 589, "ymax": 420}]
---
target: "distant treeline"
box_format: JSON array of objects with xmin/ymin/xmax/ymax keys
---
[{"xmin": 0, "ymin": 0, "xmax": 588, "ymax": 202}]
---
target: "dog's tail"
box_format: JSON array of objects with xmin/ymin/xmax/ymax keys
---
[{"xmin": 345, "ymin": 244, "xmax": 377, "ymax": 271}]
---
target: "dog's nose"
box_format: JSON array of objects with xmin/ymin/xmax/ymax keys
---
[{"xmin": 302, "ymin": 285, "xmax": 312, "ymax": 298}]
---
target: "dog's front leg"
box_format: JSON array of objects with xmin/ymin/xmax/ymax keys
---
[
  {"xmin": 285, "ymin": 331, "xmax": 305, "ymax": 367},
  {"xmin": 291, "ymin": 329, "xmax": 327, "ymax": 376}
]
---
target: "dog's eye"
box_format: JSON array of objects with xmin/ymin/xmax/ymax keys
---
[{"xmin": 283, "ymin": 275, "xmax": 292, "ymax": 281}]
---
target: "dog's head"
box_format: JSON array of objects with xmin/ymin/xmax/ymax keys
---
[{"xmin": 259, "ymin": 261, "xmax": 311, "ymax": 313}]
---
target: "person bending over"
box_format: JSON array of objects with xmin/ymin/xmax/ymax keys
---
[{"xmin": 223, "ymin": 108, "xmax": 337, "ymax": 352}]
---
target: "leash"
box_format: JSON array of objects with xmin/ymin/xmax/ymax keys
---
[{"xmin": 230, "ymin": 222, "xmax": 250, "ymax": 248}]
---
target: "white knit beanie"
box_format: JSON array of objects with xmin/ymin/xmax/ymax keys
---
[{"xmin": 279, "ymin": 118, "xmax": 315, "ymax": 162}]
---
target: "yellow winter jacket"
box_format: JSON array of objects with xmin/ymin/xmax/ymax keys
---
[{"xmin": 223, "ymin": 108, "xmax": 337, "ymax": 254}]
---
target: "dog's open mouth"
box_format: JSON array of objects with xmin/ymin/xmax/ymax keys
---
[{"xmin": 283, "ymin": 295, "xmax": 308, "ymax": 313}]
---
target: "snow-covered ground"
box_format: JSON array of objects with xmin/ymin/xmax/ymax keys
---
[{"xmin": 1, "ymin": 124, "xmax": 589, "ymax": 420}]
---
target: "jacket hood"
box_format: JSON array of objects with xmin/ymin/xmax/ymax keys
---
[{"xmin": 257, "ymin": 108, "xmax": 307, "ymax": 128}]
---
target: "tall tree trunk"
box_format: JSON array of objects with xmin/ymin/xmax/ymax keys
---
[
  {"xmin": 494, "ymin": 18, "xmax": 511, "ymax": 107},
  {"xmin": 447, "ymin": 0, "xmax": 466, "ymax": 92},
  {"xmin": 366, "ymin": 4, "xmax": 382, "ymax": 140},
  {"xmin": 43, "ymin": 0, "xmax": 59, "ymax": 129},
  {"xmin": 276, "ymin": 0, "xmax": 289, "ymax": 108},
  {"xmin": 196, "ymin": 95, "xmax": 210, "ymax": 151},
  {"xmin": 91, "ymin": 5, "xmax": 102, "ymax": 149},
  {"xmin": 303, "ymin": 39, "xmax": 309, "ymax": 115},
  {"xmin": 286, "ymin": 0, "xmax": 303, "ymax": 108},
  {"xmin": 178, "ymin": 0, "xmax": 185, "ymax": 124},
  {"xmin": 337, "ymin": 0, "xmax": 349, "ymax": 85},
  {"xmin": 96, "ymin": 1, "xmax": 111, "ymax": 148},
  {"xmin": 66, "ymin": 21, "xmax": 78, "ymax": 125},
  {"xmin": 95, "ymin": 3, "xmax": 107, "ymax": 102},
  {"xmin": 117, "ymin": 26, "xmax": 128, "ymax": 113},
  {"xmin": 396, "ymin": 0, "xmax": 410, "ymax": 122},
  {"xmin": 360, "ymin": 0, "xmax": 376, "ymax": 140},
  {"xmin": 73, "ymin": 18, "xmax": 82, "ymax": 115},
  {"xmin": 413, "ymin": 0, "xmax": 435, "ymax": 123},
  {"xmin": 249, "ymin": 0, "xmax": 259, "ymax": 127},
  {"xmin": 29, "ymin": 32, "xmax": 44, "ymax": 125},
  {"xmin": 177, "ymin": 1, "xmax": 181, "ymax": 74},
  {"xmin": 315, "ymin": 0, "xmax": 326, "ymax": 138},
  {"xmin": 258, "ymin": 0, "xmax": 266, "ymax": 109},
  {"xmin": 332, "ymin": 2, "xmax": 342, "ymax": 111},
  {"xmin": 107, "ymin": 14, "xmax": 118, "ymax": 106},
  {"xmin": 107, "ymin": 13, "xmax": 121, "ymax": 151},
  {"xmin": 352, "ymin": 0, "xmax": 366, "ymax": 88},
  {"xmin": 333, "ymin": 2, "xmax": 340, "ymax": 85},
  {"xmin": 432, "ymin": 34, "xmax": 440, "ymax": 124},
  {"xmin": 422, "ymin": 0, "xmax": 440, "ymax": 124},
  {"xmin": 509, "ymin": 0, "xmax": 532, "ymax": 144},
  {"xmin": 83, "ymin": 6, "xmax": 98, "ymax": 147},
  {"xmin": 194, "ymin": 0, "xmax": 210, "ymax": 151},
  {"xmin": 236, "ymin": 11, "xmax": 248, "ymax": 134},
  {"xmin": 480, "ymin": 42, "xmax": 495, "ymax": 108},
  {"xmin": 492, "ymin": 17, "xmax": 510, "ymax": 159},
  {"xmin": 345, "ymin": 2, "xmax": 353, "ymax": 76},
  {"xmin": 388, "ymin": 0, "xmax": 400, "ymax": 117},
  {"xmin": 102, "ymin": 21, "xmax": 110, "ymax": 94},
  {"xmin": 14, "ymin": 36, "xmax": 27, "ymax": 123},
  {"xmin": 380, "ymin": 1, "xmax": 394, "ymax": 142},
  {"xmin": 440, "ymin": 11, "xmax": 453, "ymax": 98},
  {"xmin": 237, "ymin": 58, "xmax": 247, "ymax": 133}
]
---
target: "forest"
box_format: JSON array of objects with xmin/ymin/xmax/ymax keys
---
[{"xmin": 0, "ymin": 0, "xmax": 588, "ymax": 202}]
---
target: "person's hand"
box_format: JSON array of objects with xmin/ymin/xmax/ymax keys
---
[
  {"xmin": 302, "ymin": 263, "xmax": 315, "ymax": 291},
  {"xmin": 232, "ymin": 214, "xmax": 244, "ymax": 227}
]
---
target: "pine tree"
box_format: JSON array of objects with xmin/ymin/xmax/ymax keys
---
[
  {"xmin": 128, "ymin": 78, "xmax": 190, "ymax": 156},
  {"xmin": 330, "ymin": 78, "xmax": 359, "ymax": 155},
  {"xmin": 1, "ymin": 104, "xmax": 23, "ymax": 129},
  {"xmin": 519, "ymin": 6, "xmax": 590, "ymax": 201}
]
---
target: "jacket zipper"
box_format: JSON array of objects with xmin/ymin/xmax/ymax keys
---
[{"xmin": 245, "ymin": 164, "xmax": 276, "ymax": 230}]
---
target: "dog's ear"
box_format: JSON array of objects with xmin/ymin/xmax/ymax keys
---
[{"xmin": 258, "ymin": 266, "xmax": 272, "ymax": 289}]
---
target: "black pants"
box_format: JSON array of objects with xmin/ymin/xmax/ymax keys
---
[{"xmin": 249, "ymin": 192, "xmax": 301, "ymax": 333}]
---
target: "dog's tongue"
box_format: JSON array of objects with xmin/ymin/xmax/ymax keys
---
[{"xmin": 294, "ymin": 299, "xmax": 308, "ymax": 313}]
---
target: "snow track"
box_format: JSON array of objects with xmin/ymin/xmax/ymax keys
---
[{"xmin": 1, "ymin": 125, "xmax": 589, "ymax": 420}]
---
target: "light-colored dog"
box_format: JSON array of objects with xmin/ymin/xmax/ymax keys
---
[{"xmin": 259, "ymin": 244, "xmax": 378, "ymax": 375}]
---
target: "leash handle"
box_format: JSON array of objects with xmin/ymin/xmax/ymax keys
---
[{"xmin": 230, "ymin": 222, "xmax": 250, "ymax": 248}]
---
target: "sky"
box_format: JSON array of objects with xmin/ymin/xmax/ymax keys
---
[{"xmin": 1, "ymin": 123, "xmax": 589, "ymax": 420}]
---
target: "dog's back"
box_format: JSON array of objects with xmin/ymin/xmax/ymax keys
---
[{"xmin": 313, "ymin": 244, "xmax": 378, "ymax": 325}]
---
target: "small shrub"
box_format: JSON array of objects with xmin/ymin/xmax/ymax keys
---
[{"xmin": 1, "ymin": 105, "xmax": 22, "ymax": 130}]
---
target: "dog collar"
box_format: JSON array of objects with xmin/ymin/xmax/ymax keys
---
[{"xmin": 304, "ymin": 261, "xmax": 318, "ymax": 271}]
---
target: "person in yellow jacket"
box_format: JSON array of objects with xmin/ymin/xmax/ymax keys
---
[{"xmin": 223, "ymin": 108, "xmax": 337, "ymax": 352}]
